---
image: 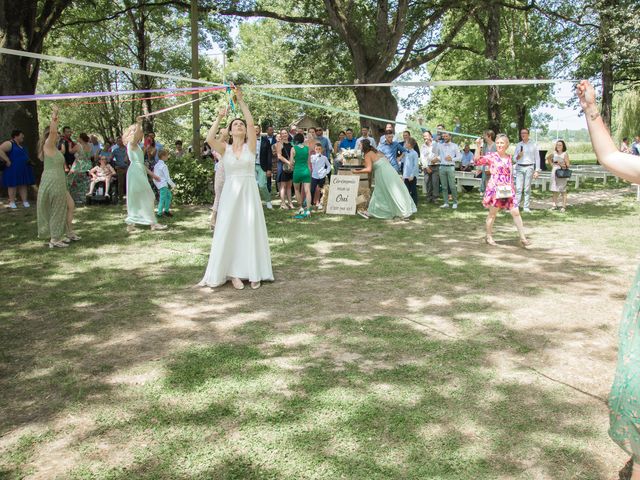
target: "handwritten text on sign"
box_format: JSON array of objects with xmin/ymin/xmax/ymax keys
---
[{"xmin": 326, "ymin": 175, "xmax": 359, "ymax": 215}]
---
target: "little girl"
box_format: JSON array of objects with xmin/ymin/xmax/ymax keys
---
[{"xmin": 88, "ymin": 155, "xmax": 116, "ymax": 196}]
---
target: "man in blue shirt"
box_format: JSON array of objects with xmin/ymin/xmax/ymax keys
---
[
  {"xmin": 459, "ymin": 143, "xmax": 474, "ymax": 171},
  {"xmin": 338, "ymin": 128, "xmax": 357, "ymax": 150},
  {"xmin": 378, "ymin": 130, "xmax": 407, "ymax": 173}
]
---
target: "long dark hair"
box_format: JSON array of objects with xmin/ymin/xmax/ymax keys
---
[
  {"xmin": 228, "ymin": 118, "xmax": 247, "ymax": 144},
  {"xmin": 361, "ymin": 139, "xmax": 377, "ymax": 154}
]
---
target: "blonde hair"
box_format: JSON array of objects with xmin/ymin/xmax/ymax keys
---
[
  {"xmin": 122, "ymin": 123, "xmax": 137, "ymax": 144},
  {"xmin": 38, "ymin": 126, "xmax": 51, "ymax": 161},
  {"xmin": 496, "ymin": 133, "xmax": 510, "ymax": 144}
]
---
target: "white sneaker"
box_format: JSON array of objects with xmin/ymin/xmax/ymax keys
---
[
  {"xmin": 266, "ymin": 202, "xmax": 273, "ymax": 210},
  {"xmin": 440, "ymin": 204, "xmax": 449, "ymax": 208},
  {"xmin": 23, "ymin": 201, "xmax": 30, "ymax": 208},
  {"xmin": 8, "ymin": 202, "xmax": 17, "ymax": 209},
  {"xmin": 452, "ymin": 203, "xmax": 458, "ymax": 209}
]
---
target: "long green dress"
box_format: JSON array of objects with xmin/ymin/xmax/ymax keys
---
[
  {"xmin": 367, "ymin": 156, "xmax": 417, "ymax": 219},
  {"xmin": 125, "ymin": 145, "xmax": 156, "ymax": 225},
  {"xmin": 292, "ymin": 145, "xmax": 311, "ymax": 184},
  {"xmin": 609, "ymin": 267, "xmax": 640, "ymax": 460},
  {"xmin": 37, "ymin": 150, "xmax": 68, "ymax": 239},
  {"xmin": 67, "ymin": 146, "xmax": 92, "ymax": 204}
]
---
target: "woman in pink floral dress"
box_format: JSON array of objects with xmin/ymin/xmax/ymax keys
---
[{"xmin": 473, "ymin": 134, "xmax": 531, "ymax": 247}]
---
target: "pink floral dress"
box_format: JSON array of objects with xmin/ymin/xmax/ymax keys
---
[{"xmin": 474, "ymin": 152, "xmax": 518, "ymax": 210}]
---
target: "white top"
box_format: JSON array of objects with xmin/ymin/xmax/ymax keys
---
[
  {"xmin": 434, "ymin": 141, "xmax": 461, "ymax": 166},
  {"xmin": 514, "ymin": 140, "xmax": 540, "ymax": 168},
  {"xmin": 419, "ymin": 142, "xmax": 437, "ymax": 168},
  {"xmin": 355, "ymin": 135, "xmax": 377, "ymax": 150},
  {"xmin": 310, "ymin": 153, "xmax": 332, "ymax": 179},
  {"xmin": 153, "ymin": 160, "xmax": 175, "ymax": 189}
]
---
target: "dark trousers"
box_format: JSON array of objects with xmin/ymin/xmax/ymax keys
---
[
  {"xmin": 404, "ymin": 177, "xmax": 418, "ymax": 207},
  {"xmin": 116, "ymin": 167, "xmax": 127, "ymax": 197},
  {"xmin": 310, "ymin": 177, "xmax": 326, "ymax": 202}
]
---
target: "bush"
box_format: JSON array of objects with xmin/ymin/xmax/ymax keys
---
[{"xmin": 169, "ymin": 153, "xmax": 215, "ymax": 205}]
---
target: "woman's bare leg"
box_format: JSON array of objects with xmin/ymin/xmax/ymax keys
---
[
  {"xmin": 509, "ymin": 206, "xmax": 528, "ymax": 242},
  {"xmin": 66, "ymin": 192, "xmax": 75, "ymax": 235},
  {"xmin": 486, "ymin": 206, "xmax": 498, "ymax": 243}
]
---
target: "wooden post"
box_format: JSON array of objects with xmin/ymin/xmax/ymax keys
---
[{"xmin": 191, "ymin": 0, "xmax": 200, "ymax": 156}]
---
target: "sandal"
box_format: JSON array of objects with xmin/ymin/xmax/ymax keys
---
[
  {"xmin": 231, "ymin": 278, "xmax": 245, "ymax": 290},
  {"xmin": 250, "ymin": 281, "xmax": 261, "ymax": 290},
  {"xmin": 520, "ymin": 238, "xmax": 532, "ymax": 249},
  {"xmin": 48, "ymin": 240, "xmax": 69, "ymax": 248},
  {"xmin": 66, "ymin": 233, "xmax": 82, "ymax": 241},
  {"xmin": 485, "ymin": 236, "xmax": 497, "ymax": 246},
  {"xmin": 151, "ymin": 223, "xmax": 168, "ymax": 230}
]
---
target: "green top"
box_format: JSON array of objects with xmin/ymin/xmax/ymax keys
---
[{"xmin": 293, "ymin": 145, "xmax": 309, "ymax": 173}]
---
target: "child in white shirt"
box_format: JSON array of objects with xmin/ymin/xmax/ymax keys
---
[
  {"xmin": 310, "ymin": 143, "xmax": 332, "ymax": 209},
  {"xmin": 153, "ymin": 150, "xmax": 176, "ymax": 217}
]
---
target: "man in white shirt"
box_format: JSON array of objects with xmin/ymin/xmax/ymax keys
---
[
  {"xmin": 434, "ymin": 132, "xmax": 461, "ymax": 209},
  {"xmin": 355, "ymin": 126, "xmax": 377, "ymax": 150},
  {"xmin": 513, "ymin": 128, "xmax": 540, "ymax": 213},
  {"xmin": 419, "ymin": 131, "xmax": 439, "ymax": 203}
]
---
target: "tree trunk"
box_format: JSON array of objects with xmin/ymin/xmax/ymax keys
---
[
  {"xmin": 599, "ymin": 0, "xmax": 614, "ymax": 130},
  {"xmin": 191, "ymin": 0, "xmax": 201, "ymax": 155},
  {"xmin": 0, "ymin": 2, "xmax": 41, "ymax": 181},
  {"xmin": 129, "ymin": 7, "xmax": 153, "ymax": 133},
  {"xmin": 484, "ymin": 1, "xmax": 501, "ymax": 133},
  {"xmin": 515, "ymin": 104, "xmax": 527, "ymax": 132},
  {"xmin": 353, "ymin": 86, "xmax": 399, "ymax": 138}
]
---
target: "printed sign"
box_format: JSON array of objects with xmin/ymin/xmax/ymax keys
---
[{"xmin": 326, "ymin": 175, "xmax": 359, "ymax": 215}]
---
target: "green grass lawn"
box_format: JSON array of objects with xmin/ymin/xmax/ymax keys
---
[{"xmin": 1, "ymin": 187, "xmax": 639, "ymax": 479}]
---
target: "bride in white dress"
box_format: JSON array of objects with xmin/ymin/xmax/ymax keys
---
[{"xmin": 199, "ymin": 89, "xmax": 273, "ymax": 290}]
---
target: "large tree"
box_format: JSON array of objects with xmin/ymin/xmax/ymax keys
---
[
  {"xmin": 0, "ymin": 0, "xmax": 73, "ymax": 175},
  {"xmin": 204, "ymin": 0, "xmax": 479, "ymax": 133}
]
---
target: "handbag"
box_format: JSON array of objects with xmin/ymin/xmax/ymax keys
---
[
  {"xmin": 555, "ymin": 168, "xmax": 572, "ymax": 178},
  {"xmin": 495, "ymin": 184, "xmax": 512, "ymax": 199}
]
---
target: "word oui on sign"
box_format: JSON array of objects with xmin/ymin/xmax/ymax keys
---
[{"xmin": 326, "ymin": 175, "xmax": 360, "ymax": 215}]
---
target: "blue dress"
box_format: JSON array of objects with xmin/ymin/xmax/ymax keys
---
[{"xmin": 2, "ymin": 141, "xmax": 35, "ymax": 187}]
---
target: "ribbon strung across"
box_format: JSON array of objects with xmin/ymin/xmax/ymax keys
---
[
  {"xmin": 0, "ymin": 86, "xmax": 224, "ymax": 103},
  {"xmin": 0, "ymin": 47, "xmax": 571, "ymax": 139}
]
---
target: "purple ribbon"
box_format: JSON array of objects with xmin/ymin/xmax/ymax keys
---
[{"xmin": 0, "ymin": 86, "xmax": 226, "ymax": 102}]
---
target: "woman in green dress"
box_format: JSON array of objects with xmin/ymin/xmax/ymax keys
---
[
  {"xmin": 289, "ymin": 132, "xmax": 312, "ymax": 219},
  {"xmin": 67, "ymin": 132, "xmax": 92, "ymax": 204},
  {"xmin": 578, "ymin": 80, "xmax": 640, "ymax": 480},
  {"xmin": 37, "ymin": 106, "xmax": 80, "ymax": 248},
  {"xmin": 353, "ymin": 139, "xmax": 417, "ymax": 220},
  {"xmin": 122, "ymin": 118, "xmax": 166, "ymax": 231}
]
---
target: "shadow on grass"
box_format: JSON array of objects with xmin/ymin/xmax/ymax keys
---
[{"xmin": 0, "ymin": 193, "xmax": 634, "ymax": 479}]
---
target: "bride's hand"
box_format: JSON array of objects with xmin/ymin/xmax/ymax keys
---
[{"xmin": 576, "ymin": 80, "xmax": 597, "ymax": 113}]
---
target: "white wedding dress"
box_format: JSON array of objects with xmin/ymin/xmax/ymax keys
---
[{"xmin": 199, "ymin": 143, "xmax": 273, "ymax": 287}]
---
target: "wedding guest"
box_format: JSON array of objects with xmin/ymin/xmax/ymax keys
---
[
  {"xmin": 58, "ymin": 126, "xmax": 76, "ymax": 170},
  {"xmin": 0, "ymin": 129, "xmax": 35, "ymax": 209},
  {"xmin": 88, "ymin": 155, "xmax": 116, "ymax": 197},
  {"xmin": 420, "ymin": 131, "xmax": 439, "ymax": 203},
  {"xmin": 577, "ymin": 79, "xmax": 640, "ymax": 480},
  {"xmin": 199, "ymin": 89, "xmax": 273, "ymax": 290},
  {"xmin": 353, "ymin": 139, "xmax": 416, "ymax": 220},
  {"xmin": 310, "ymin": 143, "xmax": 332, "ymax": 209},
  {"xmin": 460, "ymin": 144, "xmax": 474, "ymax": 171},
  {"xmin": 111, "ymin": 136, "xmax": 129, "ymax": 197},
  {"xmin": 153, "ymin": 149, "xmax": 176, "ymax": 217},
  {"xmin": 174, "ymin": 140, "xmax": 185, "ymax": 158},
  {"xmin": 402, "ymin": 137, "xmax": 420, "ymax": 206},
  {"xmin": 338, "ymin": 128, "xmax": 357, "ymax": 151},
  {"xmin": 37, "ymin": 106, "xmax": 80, "ymax": 247},
  {"xmin": 473, "ymin": 134, "xmax": 530, "ymax": 247},
  {"xmin": 291, "ymin": 132, "xmax": 312, "ymax": 219},
  {"xmin": 355, "ymin": 126, "xmax": 377, "ymax": 150},
  {"xmin": 480, "ymin": 130, "xmax": 497, "ymax": 192},
  {"xmin": 333, "ymin": 131, "xmax": 346, "ymax": 158},
  {"xmin": 89, "ymin": 135, "xmax": 101, "ymax": 163},
  {"xmin": 434, "ymin": 131, "xmax": 461, "ymax": 209},
  {"xmin": 67, "ymin": 133, "xmax": 93, "ymax": 204},
  {"xmin": 276, "ymin": 129, "xmax": 294, "ymax": 210},
  {"xmin": 210, "ymin": 128, "xmax": 228, "ymax": 229},
  {"xmin": 513, "ymin": 127, "xmax": 540, "ymax": 213},
  {"xmin": 378, "ymin": 129, "xmax": 407, "ymax": 173},
  {"xmin": 122, "ymin": 118, "xmax": 166, "ymax": 231},
  {"xmin": 546, "ymin": 140, "xmax": 571, "ymax": 212},
  {"xmin": 255, "ymin": 124, "xmax": 273, "ymax": 204}
]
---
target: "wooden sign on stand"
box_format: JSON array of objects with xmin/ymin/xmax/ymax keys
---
[{"xmin": 326, "ymin": 175, "xmax": 360, "ymax": 215}]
